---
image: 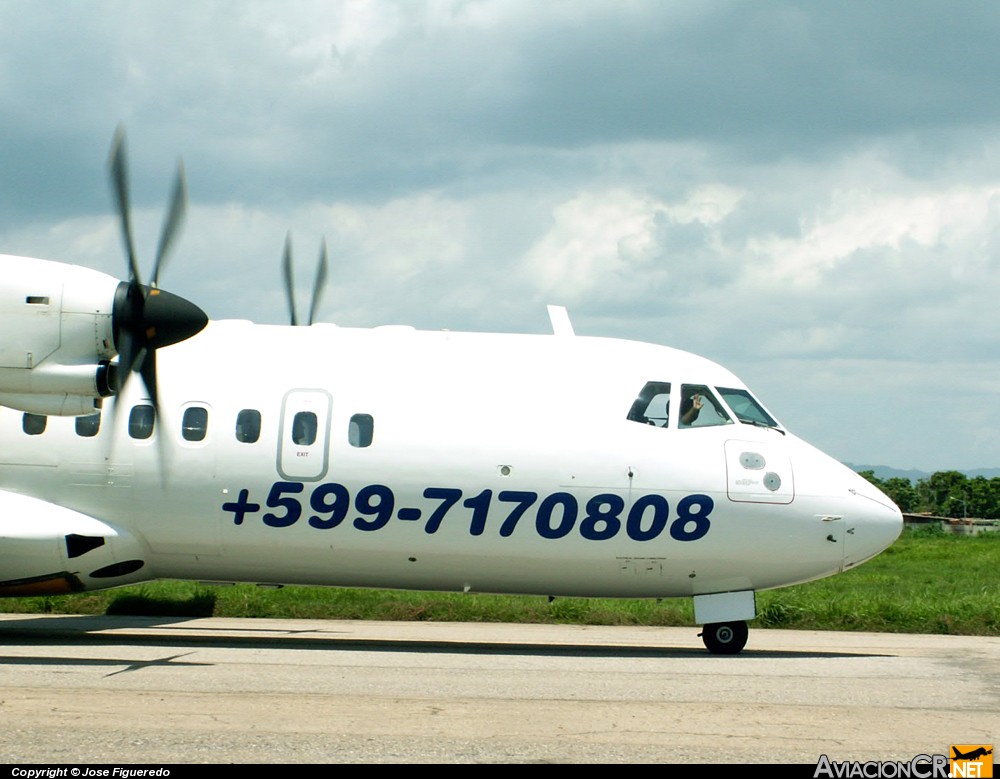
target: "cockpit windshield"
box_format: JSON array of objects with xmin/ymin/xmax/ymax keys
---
[
  {"xmin": 626, "ymin": 381, "xmax": 735, "ymax": 429},
  {"xmin": 627, "ymin": 381, "xmax": 780, "ymax": 431},
  {"xmin": 716, "ymin": 386, "xmax": 780, "ymax": 429}
]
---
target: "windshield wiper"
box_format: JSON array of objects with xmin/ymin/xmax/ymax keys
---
[{"xmin": 742, "ymin": 418, "xmax": 785, "ymax": 435}]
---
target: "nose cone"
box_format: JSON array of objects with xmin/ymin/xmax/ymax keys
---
[
  {"xmin": 843, "ymin": 472, "xmax": 904, "ymax": 569},
  {"xmin": 785, "ymin": 433, "xmax": 904, "ymax": 573}
]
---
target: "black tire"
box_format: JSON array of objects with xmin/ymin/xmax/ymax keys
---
[{"xmin": 700, "ymin": 620, "xmax": 749, "ymax": 655}]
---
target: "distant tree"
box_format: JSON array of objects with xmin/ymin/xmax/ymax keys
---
[
  {"xmin": 856, "ymin": 468, "xmax": 1000, "ymax": 518},
  {"xmin": 917, "ymin": 471, "xmax": 970, "ymax": 517},
  {"xmin": 881, "ymin": 477, "xmax": 918, "ymax": 513},
  {"xmin": 966, "ymin": 476, "xmax": 988, "ymax": 519},
  {"xmin": 965, "ymin": 476, "xmax": 1000, "ymax": 519},
  {"xmin": 989, "ymin": 478, "xmax": 1000, "ymax": 519},
  {"xmin": 857, "ymin": 470, "xmax": 882, "ymax": 488},
  {"xmin": 858, "ymin": 471, "xmax": 913, "ymax": 512}
]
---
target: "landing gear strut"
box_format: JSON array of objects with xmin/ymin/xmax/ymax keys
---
[{"xmin": 700, "ymin": 620, "xmax": 749, "ymax": 655}]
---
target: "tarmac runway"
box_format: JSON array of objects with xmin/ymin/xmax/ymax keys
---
[{"xmin": 0, "ymin": 614, "xmax": 997, "ymax": 764}]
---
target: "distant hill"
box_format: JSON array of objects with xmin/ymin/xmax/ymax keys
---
[{"xmin": 845, "ymin": 464, "xmax": 1000, "ymax": 482}]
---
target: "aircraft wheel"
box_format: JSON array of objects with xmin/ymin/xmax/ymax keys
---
[{"xmin": 700, "ymin": 620, "xmax": 748, "ymax": 655}]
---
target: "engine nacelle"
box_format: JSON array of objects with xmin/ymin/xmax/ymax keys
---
[
  {"xmin": 0, "ymin": 490, "xmax": 150, "ymax": 596},
  {"xmin": 0, "ymin": 256, "xmax": 119, "ymax": 416},
  {"xmin": 0, "ymin": 392, "xmax": 105, "ymax": 416}
]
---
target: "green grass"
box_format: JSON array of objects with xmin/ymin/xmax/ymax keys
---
[{"xmin": 4, "ymin": 527, "xmax": 998, "ymax": 635}]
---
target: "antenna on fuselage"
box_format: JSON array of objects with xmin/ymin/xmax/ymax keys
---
[{"xmin": 547, "ymin": 305, "xmax": 576, "ymax": 337}]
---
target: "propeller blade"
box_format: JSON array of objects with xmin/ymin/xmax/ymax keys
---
[
  {"xmin": 150, "ymin": 160, "xmax": 188, "ymax": 289},
  {"xmin": 102, "ymin": 345, "xmax": 146, "ymax": 467},
  {"xmin": 115, "ymin": 328, "xmax": 138, "ymax": 390},
  {"xmin": 108, "ymin": 126, "xmax": 142, "ymax": 286},
  {"xmin": 103, "ymin": 392, "xmax": 126, "ymax": 466},
  {"xmin": 307, "ymin": 239, "xmax": 328, "ymax": 326},
  {"xmin": 282, "ymin": 232, "xmax": 298, "ymax": 326},
  {"xmin": 103, "ymin": 126, "xmax": 205, "ymax": 487},
  {"xmin": 138, "ymin": 349, "xmax": 159, "ymax": 424},
  {"xmin": 138, "ymin": 350, "xmax": 171, "ymax": 488}
]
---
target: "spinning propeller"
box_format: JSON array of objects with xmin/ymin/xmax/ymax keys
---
[
  {"xmin": 107, "ymin": 127, "xmax": 208, "ymax": 412},
  {"xmin": 282, "ymin": 232, "xmax": 328, "ymax": 326}
]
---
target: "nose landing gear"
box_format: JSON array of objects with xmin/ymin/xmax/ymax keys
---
[{"xmin": 699, "ymin": 620, "xmax": 749, "ymax": 654}]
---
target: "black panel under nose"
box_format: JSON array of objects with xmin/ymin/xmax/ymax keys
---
[{"xmin": 65, "ymin": 534, "xmax": 106, "ymax": 559}]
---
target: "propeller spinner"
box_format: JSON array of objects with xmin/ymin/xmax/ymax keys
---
[{"xmin": 107, "ymin": 127, "xmax": 208, "ymax": 411}]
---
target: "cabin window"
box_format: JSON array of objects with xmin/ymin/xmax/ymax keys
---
[
  {"xmin": 626, "ymin": 382, "xmax": 671, "ymax": 427},
  {"xmin": 75, "ymin": 413, "xmax": 101, "ymax": 437},
  {"xmin": 679, "ymin": 384, "xmax": 732, "ymax": 428},
  {"xmin": 291, "ymin": 411, "xmax": 317, "ymax": 446},
  {"xmin": 349, "ymin": 413, "xmax": 374, "ymax": 448},
  {"xmin": 128, "ymin": 404, "xmax": 155, "ymax": 440},
  {"xmin": 716, "ymin": 387, "xmax": 780, "ymax": 429},
  {"xmin": 182, "ymin": 407, "xmax": 209, "ymax": 442},
  {"xmin": 22, "ymin": 413, "xmax": 46, "ymax": 435},
  {"xmin": 235, "ymin": 409, "xmax": 261, "ymax": 444}
]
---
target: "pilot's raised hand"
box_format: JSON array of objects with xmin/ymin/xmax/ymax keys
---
[{"xmin": 681, "ymin": 393, "xmax": 703, "ymax": 425}]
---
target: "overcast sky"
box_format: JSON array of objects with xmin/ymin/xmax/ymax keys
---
[{"xmin": 2, "ymin": 0, "xmax": 999, "ymax": 472}]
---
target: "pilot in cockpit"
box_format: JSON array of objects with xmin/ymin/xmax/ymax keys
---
[{"xmin": 679, "ymin": 392, "xmax": 703, "ymax": 426}]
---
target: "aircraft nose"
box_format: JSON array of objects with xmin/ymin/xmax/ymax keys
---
[
  {"xmin": 784, "ymin": 434, "xmax": 904, "ymax": 571},
  {"xmin": 843, "ymin": 475, "xmax": 904, "ymax": 569}
]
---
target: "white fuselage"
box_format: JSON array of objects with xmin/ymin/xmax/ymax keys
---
[{"xmin": 0, "ymin": 319, "xmax": 903, "ymax": 601}]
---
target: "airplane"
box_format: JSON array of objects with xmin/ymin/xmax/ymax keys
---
[
  {"xmin": 0, "ymin": 130, "xmax": 904, "ymax": 655},
  {"xmin": 953, "ymin": 748, "xmax": 993, "ymax": 761}
]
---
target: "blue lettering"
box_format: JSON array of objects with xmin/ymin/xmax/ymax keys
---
[{"xmin": 226, "ymin": 482, "xmax": 713, "ymax": 543}]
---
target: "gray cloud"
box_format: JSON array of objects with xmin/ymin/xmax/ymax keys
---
[{"xmin": 2, "ymin": 0, "xmax": 1000, "ymax": 470}]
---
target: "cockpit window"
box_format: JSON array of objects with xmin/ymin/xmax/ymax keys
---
[
  {"xmin": 679, "ymin": 384, "xmax": 732, "ymax": 428},
  {"xmin": 716, "ymin": 387, "xmax": 780, "ymax": 428},
  {"xmin": 626, "ymin": 382, "xmax": 671, "ymax": 427}
]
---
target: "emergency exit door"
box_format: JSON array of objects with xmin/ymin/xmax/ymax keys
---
[{"xmin": 277, "ymin": 389, "xmax": 332, "ymax": 481}]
